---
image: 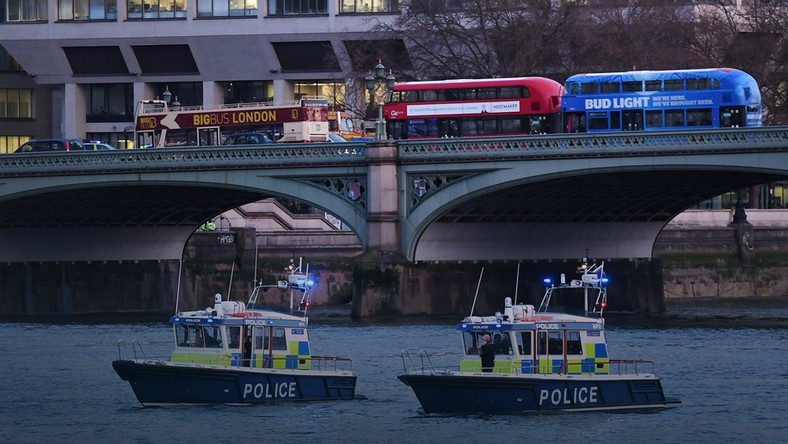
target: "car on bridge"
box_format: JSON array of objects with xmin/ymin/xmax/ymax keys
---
[
  {"xmin": 84, "ymin": 142, "xmax": 118, "ymax": 151},
  {"xmin": 14, "ymin": 138, "xmax": 85, "ymax": 153},
  {"xmin": 222, "ymin": 132, "xmax": 275, "ymax": 145}
]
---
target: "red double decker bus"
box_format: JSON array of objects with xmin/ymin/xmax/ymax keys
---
[{"xmin": 383, "ymin": 77, "xmax": 564, "ymax": 139}]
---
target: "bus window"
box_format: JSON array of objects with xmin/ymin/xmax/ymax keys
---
[
  {"xmin": 461, "ymin": 119, "xmax": 478, "ymax": 135},
  {"xmin": 499, "ymin": 86, "xmax": 524, "ymax": 98},
  {"xmin": 622, "ymin": 81, "xmax": 641, "ymax": 92},
  {"xmin": 580, "ymin": 83, "xmax": 599, "ymax": 94},
  {"xmin": 422, "ymin": 90, "xmax": 437, "ymax": 102},
  {"xmin": 588, "ymin": 112, "xmax": 609, "ymax": 130},
  {"xmin": 564, "ymin": 82, "xmax": 580, "ymax": 95},
  {"xmin": 438, "ymin": 119, "xmax": 459, "ymax": 138},
  {"xmin": 477, "ymin": 87, "xmax": 496, "ymax": 99},
  {"xmin": 646, "ymin": 110, "xmax": 663, "ymax": 128},
  {"xmin": 645, "ymin": 80, "xmax": 661, "ymax": 91},
  {"xmin": 478, "ymin": 117, "xmax": 498, "ymax": 135},
  {"xmin": 687, "ymin": 108, "xmax": 712, "ymax": 126},
  {"xmin": 665, "ymin": 79, "xmax": 683, "ymax": 90},
  {"xmin": 610, "ymin": 111, "xmax": 621, "ymax": 130},
  {"xmin": 720, "ymin": 107, "xmax": 744, "ymax": 127},
  {"xmin": 601, "ymin": 82, "xmax": 619, "ymax": 93},
  {"xmin": 500, "ymin": 117, "xmax": 523, "ymax": 134},
  {"xmin": 622, "ymin": 110, "xmax": 643, "ymax": 131},
  {"xmin": 666, "ymin": 109, "xmax": 685, "ymax": 127},
  {"xmin": 686, "ymin": 78, "xmax": 711, "ymax": 90}
]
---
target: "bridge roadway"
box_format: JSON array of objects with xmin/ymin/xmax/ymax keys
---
[{"xmin": 1, "ymin": 127, "xmax": 787, "ymax": 263}]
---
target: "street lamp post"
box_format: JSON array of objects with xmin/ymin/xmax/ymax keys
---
[{"xmin": 365, "ymin": 61, "xmax": 396, "ymax": 141}]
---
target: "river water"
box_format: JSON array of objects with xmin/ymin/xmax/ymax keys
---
[{"xmin": 0, "ymin": 316, "xmax": 786, "ymax": 443}]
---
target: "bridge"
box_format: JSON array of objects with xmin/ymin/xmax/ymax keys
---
[{"xmin": 1, "ymin": 127, "xmax": 787, "ymax": 263}]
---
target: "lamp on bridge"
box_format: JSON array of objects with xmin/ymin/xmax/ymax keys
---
[
  {"xmin": 365, "ymin": 60, "xmax": 396, "ymax": 141},
  {"xmin": 162, "ymin": 86, "xmax": 172, "ymax": 105}
]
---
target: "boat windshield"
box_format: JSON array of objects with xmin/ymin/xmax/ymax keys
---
[{"xmin": 175, "ymin": 324, "xmax": 224, "ymax": 348}]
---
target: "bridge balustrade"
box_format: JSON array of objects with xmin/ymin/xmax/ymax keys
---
[{"xmin": 398, "ymin": 127, "xmax": 788, "ymax": 162}]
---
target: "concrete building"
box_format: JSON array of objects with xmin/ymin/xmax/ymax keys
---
[{"xmin": 0, "ymin": 1, "xmax": 408, "ymax": 150}]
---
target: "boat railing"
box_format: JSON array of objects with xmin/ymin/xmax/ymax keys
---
[
  {"xmin": 115, "ymin": 339, "xmax": 147, "ymax": 361},
  {"xmin": 605, "ymin": 359, "xmax": 657, "ymax": 375},
  {"xmin": 400, "ymin": 349, "xmax": 456, "ymax": 375},
  {"xmin": 168, "ymin": 353, "xmax": 354, "ymax": 372},
  {"xmin": 306, "ymin": 356, "xmax": 354, "ymax": 373}
]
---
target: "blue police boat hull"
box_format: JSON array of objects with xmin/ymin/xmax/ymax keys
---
[
  {"xmin": 397, "ymin": 261, "xmax": 679, "ymax": 415},
  {"xmin": 397, "ymin": 372, "xmax": 675, "ymax": 414},
  {"xmin": 113, "ymin": 360, "xmax": 357, "ymax": 406}
]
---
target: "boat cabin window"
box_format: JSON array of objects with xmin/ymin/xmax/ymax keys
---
[
  {"xmin": 462, "ymin": 332, "xmax": 481, "ymax": 355},
  {"xmin": 254, "ymin": 327, "xmax": 288, "ymax": 351},
  {"xmin": 228, "ymin": 326, "xmax": 241, "ymax": 349},
  {"xmin": 537, "ymin": 332, "xmax": 563, "ymax": 355},
  {"xmin": 566, "ymin": 331, "xmax": 583, "ymax": 355},
  {"xmin": 515, "ymin": 331, "xmax": 532, "ymax": 355},
  {"xmin": 535, "ymin": 331, "xmax": 583, "ymax": 355},
  {"xmin": 463, "ymin": 331, "xmax": 512, "ymax": 355},
  {"xmin": 175, "ymin": 325, "xmax": 223, "ymax": 348},
  {"xmin": 492, "ymin": 333, "xmax": 511, "ymax": 355}
]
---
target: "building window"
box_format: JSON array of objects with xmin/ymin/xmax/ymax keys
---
[
  {"xmin": 0, "ymin": 46, "xmax": 23, "ymax": 71},
  {"xmin": 155, "ymin": 82, "xmax": 202, "ymax": 108},
  {"xmin": 339, "ymin": 0, "xmax": 399, "ymax": 13},
  {"xmin": 223, "ymin": 81, "xmax": 272, "ymax": 103},
  {"xmin": 294, "ymin": 80, "xmax": 345, "ymax": 110},
  {"xmin": 58, "ymin": 0, "xmax": 118, "ymax": 20},
  {"xmin": 268, "ymin": 0, "xmax": 325, "ymax": 15},
  {"xmin": 197, "ymin": 0, "xmax": 257, "ymax": 16},
  {"xmin": 0, "ymin": 135, "xmax": 31, "ymax": 154},
  {"xmin": 1, "ymin": 0, "xmax": 48, "ymax": 21},
  {"xmin": 86, "ymin": 84, "xmax": 133, "ymax": 123},
  {"xmin": 127, "ymin": 0, "xmax": 187, "ymax": 19},
  {"xmin": 0, "ymin": 89, "xmax": 33, "ymax": 118}
]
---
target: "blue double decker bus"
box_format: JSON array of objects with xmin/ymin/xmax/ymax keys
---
[{"xmin": 561, "ymin": 68, "xmax": 762, "ymax": 133}]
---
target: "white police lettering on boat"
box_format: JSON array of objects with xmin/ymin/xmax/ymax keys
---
[
  {"xmin": 243, "ymin": 382, "xmax": 297, "ymax": 399},
  {"xmin": 539, "ymin": 386, "xmax": 599, "ymax": 406}
]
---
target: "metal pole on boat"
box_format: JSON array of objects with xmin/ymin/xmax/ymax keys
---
[
  {"xmin": 469, "ymin": 267, "xmax": 484, "ymax": 317},
  {"xmin": 513, "ymin": 262, "xmax": 521, "ymax": 306},
  {"xmin": 226, "ymin": 261, "xmax": 235, "ymax": 301},
  {"xmin": 175, "ymin": 258, "xmax": 183, "ymax": 313}
]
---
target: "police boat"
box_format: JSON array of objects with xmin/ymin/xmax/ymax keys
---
[
  {"xmin": 113, "ymin": 259, "xmax": 358, "ymax": 406},
  {"xmin": 397, "ymin": 261, "xmax": 680, "ymax": 414}
]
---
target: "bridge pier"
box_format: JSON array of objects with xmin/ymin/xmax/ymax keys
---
[{"xmin": 365, "ymin": 141, "xmax": 400, "ymax": 252}]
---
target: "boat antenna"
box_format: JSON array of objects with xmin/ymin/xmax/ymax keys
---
[
  {"xmin": 226, "ymin": 260, "xmax": 235, "ymax": 301},
  {"xmin": 513, "ymin": 262, "xmax": 521, "ymax": 306},
  {"xmin": 469, "ymin": 267, "xmax": 485, "ymax": 317},
  {"xmin": 175, "ymin": 257, "xmax": 183, "ymax": 313},
  {"xmin": 252, "ymin": 237, "xmax": 259, "ymax": 287}
]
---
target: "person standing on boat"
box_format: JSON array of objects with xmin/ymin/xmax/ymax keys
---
[{"xmin": 479, "ymin": 334, "xmax": 495, "ymax": 373}]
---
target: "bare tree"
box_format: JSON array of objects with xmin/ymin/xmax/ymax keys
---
[
  {"xmin": 378, "ymin": 0, "xmax": 582, "ymax": 79},
  {"xmin": 693, "ymin": 1, "xmax": 788, "ymax": 124}
]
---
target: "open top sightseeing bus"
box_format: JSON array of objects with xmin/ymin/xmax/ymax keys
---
[
  {"xmin": 561, "ymin": 68, "xmax": 762, "ymax": 133},
  {"xmin": 383, "ymin": 77, "xmax": 565, "ymax": 139},
  {"xmin": 134, "ymin": 96, "xmax": 330, "ymax": 148}
]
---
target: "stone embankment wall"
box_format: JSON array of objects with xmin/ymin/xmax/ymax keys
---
[
  {"xmin": 1, "ymin": 210, "xmax": 786, "ymax": 317},
  {"xmin": 654, "ymin": 210, "xmax": 788, "ymax": 300}
]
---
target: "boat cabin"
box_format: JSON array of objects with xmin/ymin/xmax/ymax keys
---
[
  {"xmin": 169, "ymin": 295, "xmax": 313, "ymax": 370},
  {"xmin": 458, "ymin": 262, "xmax": 612, "ymax": 375}
]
